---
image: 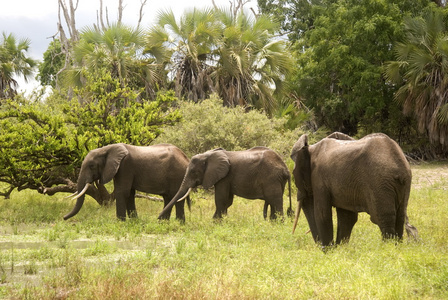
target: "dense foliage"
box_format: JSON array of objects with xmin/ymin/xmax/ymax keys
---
[
  {"xmin": 291, "ymin": 0, "xmax": 430, "ymax": 136},
  {"xmin": 155, "ymin": 96, "xmax": 300, "ymax": 159},
  {"xmin": 386, "ymin": 5, "xmax": 448, "ymax": 148}
]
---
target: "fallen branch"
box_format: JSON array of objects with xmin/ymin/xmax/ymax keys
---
[{"xmin": 135, "ymin": 194, "xmax": 163, "ymax": 202}]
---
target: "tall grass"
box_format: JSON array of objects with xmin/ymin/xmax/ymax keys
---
[{"xmin": 0, "ymin": 163, "xmax": 447, "ymax": 299}]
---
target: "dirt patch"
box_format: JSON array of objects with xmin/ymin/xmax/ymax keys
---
[{"xmin": 411, "ymin": 162, "xmax": 448, "ymax": 189}]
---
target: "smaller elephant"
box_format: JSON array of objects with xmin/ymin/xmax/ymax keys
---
[
  {"xmin": 290, "ymin": 132, "xmax": 418, "ymax": 247},
  {"xmin": 64, "ymin": 143, "xmax": 190, "ymax": 221},
  {"xmin": 158, "ymin": 147, "xmax": 292, "ymax": 220}
]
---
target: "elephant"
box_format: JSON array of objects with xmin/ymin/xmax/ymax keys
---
[
  {"xmin": 63, "ymin": 143, "xmax": 190, "ymax": 221},
  {"xmin": 290, "ymin": 132, "xmax": 418, "ymax": 247},
  {"xmin": 158, "ymin": 147, "xmax": 292, "ymax": 220}
]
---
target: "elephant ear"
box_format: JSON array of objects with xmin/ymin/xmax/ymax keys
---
[
  {"xmin": 101, "ymin": 144, "xmax": 129, "ymax": 184},
  {"xmin": 291, "ymin": 134, "xmax": 308, "ymax": 161},
  {"xmin": 202, "ymin": 149, "xmax": 230, "ymax": 189}
]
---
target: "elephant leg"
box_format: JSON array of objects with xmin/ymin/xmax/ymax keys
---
[
  {"xmin": 375, "ymin": 202, "xmax": 398, "ymax": 240},
  {"xmin": 302, "ymin": 201, "xmax": 319, "ymax": 243},
  {"xmin": 335, "ymin": 208, "xmax": 358, "ymax": 244},
  {"xmin": 394, "ymin": 211, "xmax": 405, "ymax": 240},
  {"xmin": 379, "ymin": 220, "xmax": 398, "ymax": 240},
  {"xmin": 264, "ymin": 187, "xmax": 284, "ymax": 220},
  {"xmin": 222, "ymin": 194, "xmax": 234, "ymax": 215},
  {"xmin": 314, "ymin": 194, "xmax": 333, "ymax": 246},
  {"xmin": 126, "ymin": 189, "xmax": 137, "ymax": 218},
  {"xmin": 213, "ymin": 184, "xmax": 229, "ymax": 219},
  {"xmin": 159, "ymin": 195, "xmax": 173, "ymax": 220},
  {"xmin": 270, "ymin": 198, "xmax": 284, "ymax": 220},
  {"xmin": 115, "ymin": 192, "xmax": 128, "ymax": 221},
  {"xmin": 174, "ymin": 198, "xmax": 186, "ymax": 222}
]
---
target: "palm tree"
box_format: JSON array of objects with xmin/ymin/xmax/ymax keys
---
[
  {"xmin": 385, "ymin": 7, "xmax": 448, "ymax": 146},
  {"xmin": 213, "ymin": 9, "xmax": 293, "ymax": 113},
  {"xmin": 145, "ymin": 8, "xmax": 219, "ymax": 102},
  {"xmin": 67, "ymin": 24, "xmax": 162, "ymax": 100},
  {"xmin": 0, "ymin": 32, "xmax": 37, "ymax": 99},
  {"xmin": 146, "ymin": 8, "xmax": 293, "ymax": 113}
]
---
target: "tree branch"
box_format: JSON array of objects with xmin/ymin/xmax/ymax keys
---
[
  {"xmin": 137, "ymin": 0, "xmax": 148, "ymax": 29},
  {"xmin": 135, "ymin": 194, "xmax": 163, "ymax": 202}
]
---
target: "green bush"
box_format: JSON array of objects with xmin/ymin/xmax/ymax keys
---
[{"xmin": 155, "ymin": 95, "xmax": 302, "ymax": 159}]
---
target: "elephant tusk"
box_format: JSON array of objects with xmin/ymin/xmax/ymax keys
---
[
  {"xmin": 177, "ymin": 188, "xmax": 192, "ymax": 203},
  {"xmin": 64, "ymin": 191, "xmax": 79, "ymax": 199},
  {"xmin": 292, "ymin": 200, "xmax": 302, "ymax": 234},
  {"xmin": 70, "ymin": 183, "xmax": 90, "ymax": 201}
]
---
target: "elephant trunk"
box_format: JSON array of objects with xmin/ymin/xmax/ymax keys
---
[
  {"xmin": 292, "ymin": 199, "xmax": 302, "ymax": 234},
  {"xmin": 63, "ymin": 183, "xmax": 90, "ymax": 220},
  {"xmin": 158, "ymin": 185, "xmax": 192, "ymax": 220}
]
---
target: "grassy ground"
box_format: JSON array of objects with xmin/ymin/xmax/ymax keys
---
[{"xmin": 0, "ymin": 162, "xmax": 447, "ymax": 299}]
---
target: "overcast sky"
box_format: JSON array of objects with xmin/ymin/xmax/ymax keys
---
[{"xmin": 0, "ymin": 0, "xmax": 258, "ymax": 94}]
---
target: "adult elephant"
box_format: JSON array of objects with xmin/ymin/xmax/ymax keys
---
[
  {"xmin": 158, "ymin": 147, "xmax": 292, "ymax": 220},
  {"xmin": 290, "ymin": 132, "xmax": 418, "ymax": 247},
  {"xmin": 63, "ymin": 143, "xmax": 190, "ymax": 221}
]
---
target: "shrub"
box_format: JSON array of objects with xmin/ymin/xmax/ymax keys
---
[{"xmin": 155, "ymin": 95, "xmax": 300, "ymax": 159}]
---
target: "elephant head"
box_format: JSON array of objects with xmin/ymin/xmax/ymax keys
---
[
  {"xmin": 158, "ymin": 148, "xmax": 230, "ymax": 219},
  {"xmin": 63, "ymin": 144, "xmax": 129, "ymax": 220},
  {"xmin": 290, "ymin": 134, "xmax": 319, "ymax": 241}
]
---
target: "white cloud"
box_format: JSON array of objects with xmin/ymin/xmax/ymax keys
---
[{"xmin": 0, "ymin": 1, "xmax": 56, "ymax": 19}]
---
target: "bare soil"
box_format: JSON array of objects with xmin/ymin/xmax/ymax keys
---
[{"xmin": 410, "ymin": 162, "xmax": 448, "ymax": 189}]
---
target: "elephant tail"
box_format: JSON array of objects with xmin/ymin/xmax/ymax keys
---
[
  {"xmin": 286, "ymin": 176, "xmax": 294, "ymax": 218},
  {"xmin": 405, "ymin": 214, "xmax": 419, "ymax": 240}
]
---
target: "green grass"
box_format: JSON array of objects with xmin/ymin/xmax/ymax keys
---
[{"xmin": 0, "ymin": 163, "xmax": 447, "ymax": 299}]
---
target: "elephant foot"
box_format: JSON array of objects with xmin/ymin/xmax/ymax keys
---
[
  {"xmin": 128, "ymin": 210, "xmax": 138, "ymax": 218},
  {"xmin": 320, "ymin": 243, "xmax": 336, "ymax": 253}
]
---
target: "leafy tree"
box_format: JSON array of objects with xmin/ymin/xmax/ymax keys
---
[
  {"xmin": 292, "ymin": 0, "xmax": 430, "ymax": 135},
  {"xmin": 257, "ymin": 0, "xmax": 322, "ymax": 42},
  {"xmin": 0, "ymin": 70, "xmax": 180, "ymax": 201},
  {"xmin": 385, "ymin": 5, "xmax": 448, "ymax": 147},
  {"xmin": 36, "ymin": 39, "xmax": 65, "ymax": 88},
  {"xmin": 0, "ymin": 32, "xmax": 37, "ymax": 99}
]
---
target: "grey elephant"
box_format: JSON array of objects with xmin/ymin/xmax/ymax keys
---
[
  {"xmin": 158, "ymin": 147, "xmax": 292, "ymax": 220},
  {"xmin": 63, "ymin": 143, "xmax": 190, "ymax": 221},
  {"xmin": 290, "ymin": 132, "xmax": 418, "ymax": 247}
]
